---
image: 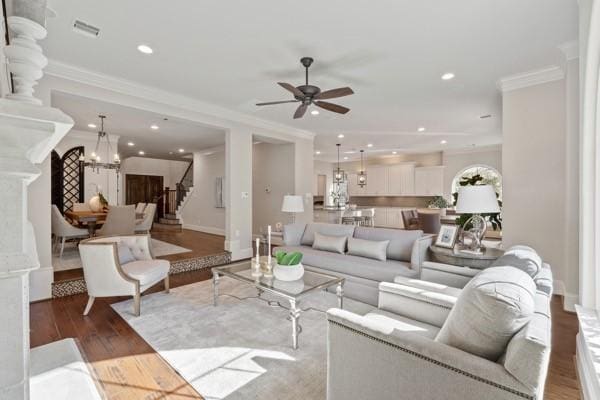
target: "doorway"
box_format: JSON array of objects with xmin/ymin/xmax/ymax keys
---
[{"xmin": 125, "ymin": 174, "xmax": 164, "ymax": 206}]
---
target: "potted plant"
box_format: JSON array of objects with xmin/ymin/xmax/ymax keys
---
[
  {"xmin": 427, "ymin": 196, "xmax": 450, "ymax": 216},
  {"xmin": 273, "ymin": 250, "xmax": 304, "ymax": 281}
]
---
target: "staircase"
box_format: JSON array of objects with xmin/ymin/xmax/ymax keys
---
[{"xmin": 155, "ymin": 162, "xmax": 193, "ymax": 231}]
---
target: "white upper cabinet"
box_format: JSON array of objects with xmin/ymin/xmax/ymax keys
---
[
  {"xmin": 387, "ymin": 164, "xmax": 415, "ymax": 195},
  {"xmin": 366, "ymin": 166, "xmax": 388, "ymax": 195},
  {"xmin": 414, "ymin": 166, "xmax": 445, "ymax": 196}
]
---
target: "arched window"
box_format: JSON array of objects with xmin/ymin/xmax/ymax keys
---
[{"xmin": 451, "ymin": 165, "xmax": 502, "ymax": 200}]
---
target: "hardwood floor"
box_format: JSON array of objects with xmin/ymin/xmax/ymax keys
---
[{"xmin": 31, "ymin": 268, "xmax": 582, "ymax": 400}]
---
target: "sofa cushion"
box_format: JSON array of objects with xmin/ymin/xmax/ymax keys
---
[
  {"xmin": 491, "ymin": 245, "xmax": 542, "ymax": 278},
  {"xmin": 435, "ymin": 266, "xmax": 536, "ymax": 361},
  {"xmin": 117, "ymin": 244, "xmax": 136, "ymax": 264},
  {"xmin": 353, "ymin": 226, "xmax": 423, "ymax": 262},
  {"xmin": 312, "ymin": 232, "xmax": 347, "ymax": 254},
  {"xmin": 300, "ymin": 223, "xmax": 356, "ymax": 246},
  {"xmin": 533, "ymin": 264, "xmax": 553, "ymax": 295},
  {"xmin": 364, "ymin": 309, "xmax": 440, "ymax": 339},
  {"xmin": 273, "ymin": 245, "xmax": 417, "ymax": 283},
  {"xmin": 347, "ymin": 237, "xmax": 389, "ymax": 261},
  {"xmin": 121, "ymin": 259, "xmax": 170, "ymax": 287}
]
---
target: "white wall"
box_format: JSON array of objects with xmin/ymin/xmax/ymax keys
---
[
  {"xmin": 442, "ymin": 146, "xmax": 502, "ymax": 200},
  {"xmin": 314, "ymin": 160, "xmax": 334, "ymax": 206},
  {"xmin": 180, "ymin": 151, "xmax": 225, "ymax": 235},
  {"xmin": 119, "ymin": 156, "xmax": 190, "ymax": 203},
  {"xmin": 502, "ymin": 79, "xmax": 570, "ymax": 299},
  {"xmin": 293, "ymin": 138, "xmax": 315, "ymax": 224},
  {"xmin": 252, "ymin": 142, "xmax": 295, "ymax": 234}
]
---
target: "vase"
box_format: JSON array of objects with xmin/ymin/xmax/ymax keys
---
[
  {"xmin": 89, "ymin": 195, "xmax": 103, "ymax": 212},
  {"xmin": 273, "ymin": 263, "xmax": 304, "ymax": 281}
]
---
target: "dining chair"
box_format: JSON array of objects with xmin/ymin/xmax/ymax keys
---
[
  {"xmin": 135, "ymin": 202, "xmax": 147, "ymax": 213},
  {"xmin": 401, "ymin": 209, "xmax": 420, "ymax": 230},
  {"xmin": 51, "ymin": 204, "xmax": 89, "ymax": 257},
  {"xmin": 417, "ymin": 210, "xmax": 442, "ymax": 234},
  {"xmin": 135, "ymin": 203, "xmax": 157, "ymax": 233},
  {"xmin": 96, "ymin": 205, "xmax": 136, "ymax": 236}
]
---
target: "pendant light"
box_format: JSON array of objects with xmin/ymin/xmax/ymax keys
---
[
  {"xmin": 357, "ymin": 149, "xmax": 367, "ymax": 187},
  {"xmin": 333, "ymin": 143, "xmax": 346, "ymax": 183}
]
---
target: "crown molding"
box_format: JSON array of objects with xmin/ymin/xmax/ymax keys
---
[
  {"xmin": 497, "ymin": 66, "xmax": 565, "ymax": 93},
  {"xmin": 558, "ymin": 40, "xmax": 579, "ymax": 61},
  {"xmin": 442, "ymin": 144, "xmax": 502, "ymax": 156},
  {"xmin": 44, "ymin": 59, "xmax": 316, "ymax": 141}
]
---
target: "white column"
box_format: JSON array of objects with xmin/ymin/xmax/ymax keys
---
[
  {"xmin": 0, "ymin": 10, "xmax": 74, "ymax": 399},
  {"xmin": 225, "ymin": 128, "xmax": 253, "ymax": 260},
  {"xmin": 294, "ymin": 137, "xmax": 314, "ymax": 224}
]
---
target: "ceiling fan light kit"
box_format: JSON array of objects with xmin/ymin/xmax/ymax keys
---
[{"xmin": 256, "ymin": 57, "xmax": 354, "ymax": 119}]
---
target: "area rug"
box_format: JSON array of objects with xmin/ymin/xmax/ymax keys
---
[
  {"xmin": 111, "ymin": 277, "xmax": 373, "ymax": 400},
  {"xmin": 53, "ymin": 238, "xmax": 192, "ymax": 271}
]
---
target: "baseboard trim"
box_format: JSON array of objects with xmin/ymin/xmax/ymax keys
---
[
  {"xmin": 183, "ymin": 224, "xmax": 225, "ymax": 236},
  {"xmin": 553, "ymin": 279, "xmax": 578, "ymax": 312}
]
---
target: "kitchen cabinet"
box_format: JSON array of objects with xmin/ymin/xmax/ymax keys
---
[
  {"xmin": 347, "ymin": 173, "xmax": 368, "ymax": 196},
  {"xmin": 388, "ymin": 164, "xmax": 415, "ymax": 195},
  {"xmin": 371, "ymin": 207, "xmax": 406, "ymax": 229},
  {"xmin": 373, "ymin": 207, "xmax": 388, "ymax": 227},
  {"xmin": 415, "ymin": 166, "xmax": 445, "ymax": 196},
  {"xmin": 366, "ymin": 166, "xmax": 388, "ymax": 195}
]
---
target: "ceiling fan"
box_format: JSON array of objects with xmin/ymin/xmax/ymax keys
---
[{"xmin": 256, "ymin": 57, "xmax": 354, "ymax": 119}]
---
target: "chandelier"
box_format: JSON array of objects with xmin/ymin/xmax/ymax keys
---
[
  {"xmin": 333, "ymin": 143, "xmax": 347, "ymax": 183},
  {"xmin": 79, "ymin": 115, "xmax": 121, "ymax": 173},
  {"xmin": 357, "ymin": 149, "xmax": 367, "ymax": 187}
]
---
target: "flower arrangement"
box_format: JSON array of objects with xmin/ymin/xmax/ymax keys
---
[{"xmin": 428, "ymin": 196, "xmax": 450, "ymax": 209}]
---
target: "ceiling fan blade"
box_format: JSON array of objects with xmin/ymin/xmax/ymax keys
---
[
  {"xmin": 315, "ymin": 101, "xmax": 350, "ymax": 114},
  {"xmin": 278, "ymin": 82, "xmax": 305, "ymax": 98},
  {"xmin": 256, "ymin": 100, "xmax": 300, "ymax": 106},
  {"xmin": 315, "ymin": 87, "xmax": 354, "ymax": 100},
  {"xmin": 293, "ymin": 103, "xmax": 308, "ymax": 119}
]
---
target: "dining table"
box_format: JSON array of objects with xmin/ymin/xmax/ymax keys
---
[{"xmin": 65, "ymin": 210, "xmax": 146, "ymax": 235}]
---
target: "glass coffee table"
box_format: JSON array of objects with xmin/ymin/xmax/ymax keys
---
[{"xmin": 212, "ymin": 261, "xmax": 345, "ymax": 349}]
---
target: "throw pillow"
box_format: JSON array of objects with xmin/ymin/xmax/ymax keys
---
[
  {"xmin": 435, "ymin": 266, "xmax": 536, "ymax": 361},
  {"xmin": 491, "ymin": 245, "xmax": 542, "ymax": 278},
  {"xmin": 117, "ymin": 244, "xmax": 136, "ymax": 265},
  {"xmin": 347, "ymin": 237, "xmax": 389, "ymax": 261},
  {"xmin": 312, "ymin": 232, "xmax": 347, "ymax": 254}
]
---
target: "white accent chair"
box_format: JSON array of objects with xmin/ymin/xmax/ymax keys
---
[
  {"xmin": 79, "ymin": 234, "xmax": 170, "ymax": 316},
  {"xmin": 51, "ymin": 205, "xmax": 89, "ymax": 257},
  {"xmin": 135, "ymin": 203, "xmax": 157, "ymax": 233},
  {"xmin": 135, "ymin": 202, "xmax": 147, "ymax": 213},
  {"xmin": 326, "ymin": 259, "xmax": 553, "ymax": 400},
  {"xmin": 96, "ymin": 205, "xmax": 135, "ymax": 236}
]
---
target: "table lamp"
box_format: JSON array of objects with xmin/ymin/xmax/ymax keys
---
[
  {"xmin": 455, "ymin": 185, "xmax": 500, "ymax": 251},
  {"xmin": 281, "ymin": 195, "xmax": 304, "ymax": 224}
]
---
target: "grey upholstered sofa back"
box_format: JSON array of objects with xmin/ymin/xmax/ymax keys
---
[
  {"xmin": 354, "ymin": 226, "xmax": 424, "ymax": 262},
  {"xmin": 300, "ymin": 223, "xmax": 356, "ymax": 246}
]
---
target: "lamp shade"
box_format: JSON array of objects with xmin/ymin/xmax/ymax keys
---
[
  {"xmin": 281, "ymin": 195, "xmax": 304, "ymax": 213},
  {"xmin": 455, "ymin": 185, "xmax": 500, "ymax": 214}
]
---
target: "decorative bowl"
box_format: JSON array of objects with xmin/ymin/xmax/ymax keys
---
[{"xmin": 273, "ymin": 262, "xmax": 304, "ymax": 281}]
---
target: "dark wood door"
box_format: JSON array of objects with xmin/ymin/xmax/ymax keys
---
[{"xmin": 125, "ymin": 174, "xmax": 164, "ymax": 206}]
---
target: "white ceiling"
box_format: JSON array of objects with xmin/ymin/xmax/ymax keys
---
[
  {"xmin": 43, "ymin": 0, "xmax": 577, "ymax": 161},
  {"xmin": 52, "ymin": 92, "xmax": 225, "ymax": 160}
]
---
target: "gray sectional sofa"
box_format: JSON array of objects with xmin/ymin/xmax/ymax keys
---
[{"xmin": 274, "ymin": 222, "xmax": 434, "ymax": 306}]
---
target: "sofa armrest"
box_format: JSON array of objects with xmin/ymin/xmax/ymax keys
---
[
  {"xmin": 378, "ymin": 280, "xmax": 459, "ymax": 327},
  {"xmin": 282, "ymin": 223, "xmax": 307, "ymax": 246},
  {"xmin": 410, "ymin": 234, "xmax": 434, "ymax": 273},
  {"xmin": 421, "ymin": 261, "xmax": 480, "ymax": 289},
  {"xmin": 327, "ymin": 309, "xmax": 533, "ymax": 400}
]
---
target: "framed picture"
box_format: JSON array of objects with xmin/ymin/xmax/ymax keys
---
[{"xmin": 435, "ymin": 224, "xmax": 459, "ymax": 249}]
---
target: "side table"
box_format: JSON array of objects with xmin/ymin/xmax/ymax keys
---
[{"xmin": 429, "ymin": 245, "xmax": 504, "ymax": 269}]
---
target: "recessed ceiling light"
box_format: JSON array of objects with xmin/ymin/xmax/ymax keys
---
[
  {"xmin": 311, "ymin": 110, "xmax": 319, "ymax": 116},
  {"xmin": 88, "ymin": 123, "xmax": 96, "ymax": 128},
  {"xmin": 418, "ymin": 127, "xmax": 426, "ymax": 132},
  {"xmin": 137, "ymin": 44, "xmax": 153, "ymax": 54},
  {"xmin": 392, "ymin": 151, "xmax": 397, "ymax": 155},
  {"xmin": 150, "ymin": 124, "xmax": 159, "ymax": 130},
  {"xmin": 440, "ymin": 140, "xmax": 447, "ymax": 144},
  {"xmin": 337, "ymin": 134, "xmax": 345, "ymax": 138},
  {"xmin": 315, "ymin": 151, "xmax": 321, "ymax": 155},
  {"xmin": 343, "ymin": 156, "xmax": 349, "ymax": 160},
  {"xmin": 367, "ymin": 143, "xmax": 373, "ymax": 148},
  {"xmin": 178, "ymin": 148, "xmax": 185, "ymax": 153},
  {"xmin": 441, "ymin": 72, "xmax": 455, "ymax": 80},
  {"xmin": 138, "ymin": 150, "xmax": 145, "ymax": 155},
  {"xmin": 127, "ymin": 142, "xmax": 134, "ymax": 146}
]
